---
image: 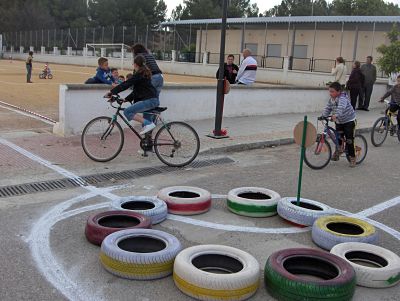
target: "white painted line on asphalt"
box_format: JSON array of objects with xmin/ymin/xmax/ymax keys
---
[
  {"xmin": 211, "ymin": 194, "xmax": 227, "ymax": 199},
  {"xmin": 356, "ymin": 196, "xmax": 400, "ymax": 218},
  {"xmin": 167, "ymin": 214, "xmax": 310, "ymax": 234},
  {"xmin": 0, "ymin": 103, "xmax": 55, "ymax": 125},
  {"xmin": 27, "ymin": 183, "xmax": 128, "ymax": 301}
]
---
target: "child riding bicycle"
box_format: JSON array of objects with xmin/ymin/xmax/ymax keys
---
[
  {"xmin": 107, "ymin": 55, "xmax": 159, "ymax": 135},
  {"xmin": 321, "ymin": 82, "xmax": 357, "ymax": 167},
  {"xmin": 380, "ymin": 74, "xmax": 400, "ymax": 131}
]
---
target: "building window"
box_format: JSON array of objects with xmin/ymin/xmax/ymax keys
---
[
  {"xmin": 293, "ymin": 45, "xmax": 308, "ymax": 58},
  {"xmin": 245, "ymin": 43, "xmax": 258, "ymax": 56},
  {"xmin": 267, "ymin": 44, "xmax": 282, "ymax": 57}
]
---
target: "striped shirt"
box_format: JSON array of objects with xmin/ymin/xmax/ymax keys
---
[
  {"xmin": 236, "ymin": 56, "xmax": 257, "ymax": 85},
  {"xmin": 322, "ymin": 92, "xmax": 356, "ymax": 124},
  {"xmin": 137, "ymin": 52, "xmax": 162, "ymax": 75}
]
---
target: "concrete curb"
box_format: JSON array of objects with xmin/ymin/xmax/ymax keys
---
[{"xmin": 200, "ymin": 127, "xmax": 372, "ymax": 155}]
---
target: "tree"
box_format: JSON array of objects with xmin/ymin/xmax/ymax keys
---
[
  {"xmin": 265, "ymin": 0, "xmax": 329, "ymax": 16},
  {"xmin": 331, "ymin": 0, "xmax": 400, "ymax": 16},
  {"xmin": 171, "ymin": 0, "xmax": 260, "ymax": 20},
  {"xmin": 88, "ymin": 0, "xmax": 167, "ymax": 27},
  {"xmin": 376, "ymin": 25, "xmax": 400, "ymax": 76},
  {"xmin": 48, "ymin": 0, "xmax": 89, "ymax": 27}
]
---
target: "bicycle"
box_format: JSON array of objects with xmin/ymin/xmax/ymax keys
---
[
  {"xmin": 39, "ymin": 69, "xmax": 53, "ymax": 79},
  {"xmin": 371, "ymin": 99, "xmax": 400, "ymax": 146},
  {"xmin": 81, "ymin": 95, "xmax": 200, "ymax": 167},
  {"xmin": 304, "ymin": 116, "xmax": 368, "ymax": 170}
]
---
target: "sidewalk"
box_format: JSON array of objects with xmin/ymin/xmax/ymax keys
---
[
  {"xmin": 195, "ymin": 108, "xmax": 382, "ymax": 154},
  {"xmin": 0, "ymin": 108, "xmax": 383, "ymax": 183}
]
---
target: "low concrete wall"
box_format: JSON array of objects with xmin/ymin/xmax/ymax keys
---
[
  {"xmin": 53, "ymin": 83, "xmax": 386, "ymax": 137},
  {"xmin": 5, "ymin": 51, "xmax": 387, "ymax": 87}
]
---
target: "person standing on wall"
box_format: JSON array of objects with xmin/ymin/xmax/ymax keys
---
[
  {"xmin": 216, "ymin": 54, "xmax": 239, "ymax": 84},
  {"xmin": 331, "ymin": 57, "xmax": 347, "ymax": 89},
  {"xmin": 236, "ymin": 49, "xmax": 257, "ymax": 85},
  {"xmin": 360, "ymin": 56, "xmax": 377, "ymax": 111},
  {"xmin": 346, "ymin": 61, "xmax": 364, "ymax": 110},
  {"xmin": 131, "ymin": 44, "xmax": 163, "ymax": 98},
  {"xmin": 26, "ymin": 51, "xmax": 33, "ymax": 83}
]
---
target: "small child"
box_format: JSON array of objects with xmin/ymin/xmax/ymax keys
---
[
  {"xmin": 118, "ymin": 75, "xmax": 125, "ymax": 83},
  {"xmin": 111, "ymin": 68, "xmax": 120, "ymax": 84},
  {"xmin": 43, "ymin": 63, "xmax": 51, "ymax": 77},
  {"xmin": 380, "ymin": 74, "xmax": 400, "ymax": 130},
  {"xmin": 321, "ymin": 82, "xmax": 357, "ymax": 167},
  {"xmin": 85, "ymin": 57, "xmax": 115, "ymax": 85}
]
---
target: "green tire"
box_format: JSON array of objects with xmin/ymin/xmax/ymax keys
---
[{"xmin": 264, "ymin": 248, "xmax": 356, "ymax": 301}]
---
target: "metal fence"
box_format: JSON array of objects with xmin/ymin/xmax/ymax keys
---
[{"xmin": 1, "ymin": 25, "xmax": 179, "ymax": 53}]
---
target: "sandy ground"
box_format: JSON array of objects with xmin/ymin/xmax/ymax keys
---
[{"xmin": 0, "ymin": 59, "xmax": 215, "ymax": 120}]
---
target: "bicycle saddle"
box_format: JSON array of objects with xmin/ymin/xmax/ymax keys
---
[{"xmin": 146, "ymin": 107, "xmax": 167, "ymax": 113}]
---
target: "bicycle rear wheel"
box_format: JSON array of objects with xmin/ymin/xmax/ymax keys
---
[
  {"xmin": 304, "ymin": 136, "xmax": 332, "ymax": 170},
  {"xmin": 371, "ymin": 117, "xmax": 388, "ymax": 147},
  {"xmin": 154, "ymin": 121, "xmax": 200, "ymax": 167},
  {"xmin": 346, "ymin": 134, "xmax": 367, "ymax": 165},
  {"xmin": 81, "ymin": 116, "xmax": 124, "ymax": 162}
]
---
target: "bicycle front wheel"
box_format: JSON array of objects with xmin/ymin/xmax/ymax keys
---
[
  {"xmin": 347, "ymin": 134, "xmax": 367, "ymax": 165},
  {"xmin": 81, "ymin": 116, "xmax": 124, "ymax": 162},
  {"xmin": 371, "ymin": 117, "xmax": 388, "ymax": 147},
  {"xmin": 154, "ymin": 121, "xmax": 200, "ymax": 167},
  {"xmin": 304, "ymin": 136, "xmax": 332, "ymax": 170}
]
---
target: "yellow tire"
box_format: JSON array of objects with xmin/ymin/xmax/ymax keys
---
[
  {"xmin": 173, "ymin": 245, "xmax": 260, "ymax": 301},
  {"xmin": 312, "ymin": 215, "xmax": 378, "ymax": 250},
  {"xmin": 100, "ymin": 229, "xmax": 181, "ymax": 280}
]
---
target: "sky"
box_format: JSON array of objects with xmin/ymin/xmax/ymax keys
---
[{"xmin": 163, "ymin": 0, "xmax": 400, "ymax": 17}]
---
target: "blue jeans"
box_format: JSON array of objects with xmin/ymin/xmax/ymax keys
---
[
  {"xmin": 26, "ymin": 65, "xmax": 32, "ymax": 82},
  {"xmin": 151, "ymin": 73, "xmax": 164, "ymax": 97},
  {"xmin": 124, "ymin": 98, "xmax": 159, "ymax": 122}
]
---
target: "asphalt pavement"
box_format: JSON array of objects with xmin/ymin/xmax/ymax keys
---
[{"xmin": 0, "ymin": 107, "xmax": 399, "ymax": 301}]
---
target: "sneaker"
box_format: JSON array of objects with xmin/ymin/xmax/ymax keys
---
[
  {"xmin": 139, "ymin": 123, "xmax": 156, "ymax": 135},
  {"xmin": 331, "ymin": 151, "xmax": 340, "ymax": 161},
  {"xmin": 349, "ymin": 156, "xmax": 357, "ymax": 168}
]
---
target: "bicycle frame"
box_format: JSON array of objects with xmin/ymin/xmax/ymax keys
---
[
  {"xmin": 318, "ymin": 119, "xmax": 346, "ymax": 153},
  {"xmin": 108, "ymin": 98, "xmax": 178, "ymax": 151}
]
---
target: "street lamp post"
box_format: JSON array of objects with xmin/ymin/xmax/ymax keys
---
[{"xmin": 210, "ymin": 0, "xmax": 229, "ymax": 138}]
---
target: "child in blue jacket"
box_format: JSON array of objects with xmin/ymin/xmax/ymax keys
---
[{"xmin": 85, "ymin": 57, "xmax": 115, "ymax": 85}]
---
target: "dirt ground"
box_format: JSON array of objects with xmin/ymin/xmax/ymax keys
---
[{"xmin": 0, "ymin": 59, "xmax": 215, "ymax": 120}]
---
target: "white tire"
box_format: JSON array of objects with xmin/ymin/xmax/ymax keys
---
[
  {"xmin": 331, "ymin": 242, "xmax": 400, "ymax": 288},
  {"xmin": 112, "ymin": 196, "xmax": 167, "ymax": 224},
  {"xmin": 173, "ymin": 244, "xmax": 260, "ymax": 301},
  {"xmin": 277, "ymin": 197, "xmax": 335, "ymax": 226},
  {"xmin": 157, "ymin": 186, "xmax": 211, "ymax": 215},
  {"xmin": 100, "ymin": 229, "xmax": 181, "ymax": 280},
  {"xmin": 227, "ymin": 187, "xmax": 280, "ymax": 217},
  {"xmin": 312, "ymin": 215, "xmax": 378, "ymax": 250}
]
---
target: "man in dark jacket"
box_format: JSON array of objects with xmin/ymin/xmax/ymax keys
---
[
  {"xmin": 346, "ymin": 61, "xmax": 364, "ymax": 109},
  {"xmin": 216, "ymin": 54, "xmax": 239, "ymax": 84},
  {"xmin": 360, "ymin": 56, "xmax": 377, "ymax": 111}
]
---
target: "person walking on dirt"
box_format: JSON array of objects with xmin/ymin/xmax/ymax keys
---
[{"xmin": 26, "ymin": 51, "xmax": 33, "ymax": 83}]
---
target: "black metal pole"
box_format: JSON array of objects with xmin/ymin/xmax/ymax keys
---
[{"xmin": 213, "ymin": 0, "xmax": 228, "ymax": 137}]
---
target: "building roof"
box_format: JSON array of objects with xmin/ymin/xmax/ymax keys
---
[{"xmin": 162, "ymin": 16, "xmax": 400, "ymax": 26}]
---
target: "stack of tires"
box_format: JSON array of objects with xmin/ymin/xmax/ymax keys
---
[{"xmin": 80, "ymin": 187, "xmax": 400, "ymax": 300}]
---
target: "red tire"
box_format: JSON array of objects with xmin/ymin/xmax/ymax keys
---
[
  {"xmin": 157, "ymin": 186, "xmax": 211, "ymax": 215},
  {"xmin": 85, "ymin": 210, "xmax": 151, "ymax": 246}
]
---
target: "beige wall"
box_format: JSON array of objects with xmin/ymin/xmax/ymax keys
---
[{"xmin": 195, "ymin": 27, "xmax": 389, "ymax": 63}]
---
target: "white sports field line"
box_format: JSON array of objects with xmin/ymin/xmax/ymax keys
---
[{"xmin": 0, "ymin": 103, "xmax": 55, "ymax": 125}]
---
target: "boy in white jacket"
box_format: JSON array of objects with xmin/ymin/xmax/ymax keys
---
[{"xmin": 236, "ymin": 49, "xmax": 257, "ymax": 85}]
